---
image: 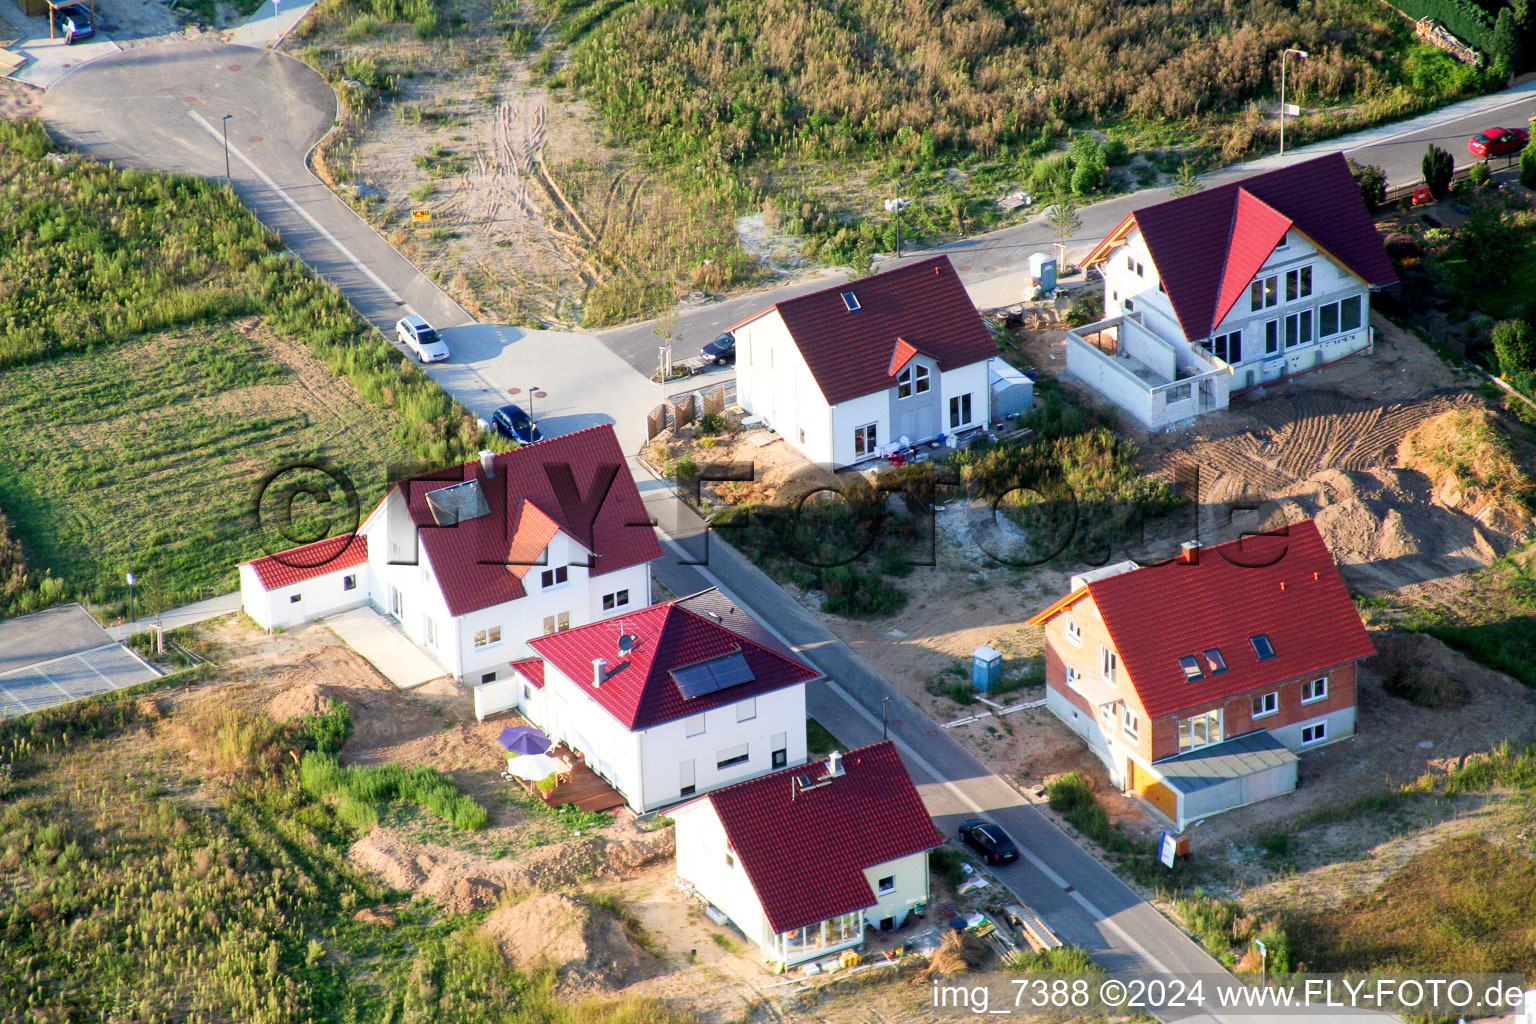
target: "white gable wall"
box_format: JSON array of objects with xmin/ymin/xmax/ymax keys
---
[
  {"xmin": 673, "ymin": 800, "xmax": 777, "ymax": 952},
  {"xmin": 532, "ymin": 664, "xmax": 646, "ymax": 806},
  {"xmin": 735, "ymin": 311, "xmax": 834, "ymax": 465},
  {"xmin": 1103, "ymin": 227, "xmax": 1373, "ymax": 394},
  {"xmin": 637, "ymin": 683, "xmax": 807, "ymax": 812},
  {"xmin": 860, "ymin": 849, "xmax": 931, "ymax": 929},
  {"xmin": 238, "ymin": 562, "xmax": 367, "ymax": 632}
]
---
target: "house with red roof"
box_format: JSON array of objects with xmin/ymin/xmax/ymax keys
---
[
  {"xmin": 513, "ymin": 587, "xmax": 823, "ymax": 812},
  {"xmin": 732, "ymin": 256, "xmax": 999, "ymax": 466},
  {"xmin": 1026, "ymin": 520, "xmax": 1375, "ymax": 829},
  {"xmin": 1068, "ymin": 153, "xmax": 1397, "ymax": 430},
  {"xmin": 238, "ymin": 425, "xmax": 661, "ymax": 700},
  {"xmin": 672, "ymin": 741, "xmax": 941, "ymax": 966}
]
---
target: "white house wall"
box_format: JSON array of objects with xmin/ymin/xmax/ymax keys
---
[
  {"xmin": 537, "ymin": 666, "xmax": 647, "ymax": 804},
  {"xmin": 1104, "ymin": 227, "xmax": 1373, "ymax": 393},
  {"xmin": 1064, "ymin": 333, "xmax": 1158, "ymax": 429},
  {"xmin": 937, "ymin": 359, "xmax": 990, "ymax": 436},
  {"xmin": 637, "ymin": 683, "xmax": 808, "ymax": 812},
  {"xmin": 828, "ymin": 390, "xmax": 890, "ymax": 468},
  {"xmin": 238, "ymin": 563, "xmax": 368, "ymax": 632},
  {"xmin": 673, "ymin": 801, "xmax": 777, "ymax": 952},
  {"xmin": 735, "ymin": 311, "xmax": 834, "ymax": 464},
  {"xmin": 860, "ymin": 850, "xmax": 929, "ymax": 929}
]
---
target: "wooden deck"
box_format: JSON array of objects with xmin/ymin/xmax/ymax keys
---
[{"xmin": 512, "ymin": 743, "xmax": 628, "ymax": 814}]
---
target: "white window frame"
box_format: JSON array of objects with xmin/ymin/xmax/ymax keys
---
[
  {"xmin": 289, "ymin": 594, "xmax": 302, "ymax": 604},
  {"xmin": 1178, "ymin": 709, "xmax": 1223, "ymax": 752},
  {"xmin": 736, "ymin": 698, "xmax": 756, "ymax": 723},
  {"xmin": 949, "ymin": 393, "xmax": 973, "ymax": 429},
  {"xmin": 716, "ymin": 743, "xmax": 750, "ymax": 770},
  {"xmin": 1205, "ymin": 330, "xmax": 1241, "ymax": 364},
  {"xmin": 1121, "ymin": 708, "xmax": 1139, "ymax": 740},
  {"xmin": 473, "ymin": 625, "xmax": 502, "ymax": 648},
  {"xmin": 1285, "ymin": 309, "xmax": 1313, "ymax": 349},
  {"xmin": 1302, "ymin": 676, "xmax": 1328, "ymax": 704},
  {"xmin": 602, "ymin": 589, "xmax": 630, "ymax": 611},
  {"xmin": 1285, "ymin": 265, "xmax": 1312, "ymax": 302},
  {"xmin": 1099, "ymin": 645, "xmax": 1117, "ymax": 686},
  {"xmin": 685, "ymin": 713, "xmax": 706, "ymax": 738},
  {"xmin": 426, "ymin": 617, "xmax": 438, "ymax": 649},
  {"xmin": 1250, "ymin": 275, "xmax": 1278, "ymax": 312},
  {"xmin": 854, "ymin": 423, "xmax": 878, "ymax": 458},
  {"xmin": 540, "ymin": 565, "xmax": 569, "ymax": 590},
  {"xmin": 343, "ymin": 574, "xmax": 358, "ymax": 591},
  {"xmin": 1263, "ymin": 318, "xmax": 1279, "ymax": 355},
  {"xmin": 897, "ymin": 363, "xmax": 931, "ymax": 399},
  {"xmin": 1251, "ymin": 691, "xmax": 1278, "ymax": 719},
  {"xmin": 1301, "ymin": 722, "xmax": 1327, "ymax": 745},
  {"xmin": 878, "ymin": 875, "xmax": 896, "ymax": 894},
  {"xmin": 1064, "ymin": 618, "xmax": 1083, "ymax": 647},
  {"xmin": 542, "ymin": 612, "xmax": 570, "ymax": 635},
  {"xmin": 1064, "ymin": 665, "xmax": 1081, "ymax": 690}
]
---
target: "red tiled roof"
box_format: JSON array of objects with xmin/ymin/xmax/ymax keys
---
[
  {"xmin": 509, "ymin": 657, "xmax": 545, "ymax": 688},
  {"xmin": 887, "ymin": 337, "xmax": 920, "ymax": 376},
  {"xmin": 242, "ymin": 534, "xmax": 367, "ymax": 590},
  {"xmin": 699, "ymin": 741, "xmax": 942, "ymax": 933},
  {"xmin": 1094, "ymin": 153, "xmax": 1397, "ymax": 342},
  {"xmin": 762, "ymin": 256, "xmax": 997, "ymax": 405},
  {"xmin": 394, "ymin": 425, "xmax": 661, "ymax": 618},
  {"xmin": 526, "ymin": 598, "xmax": 821, "ymax": 730},
  {"xmin": 505, "ymin": 501, "xmax": 564, "ymax": 579},
  {"xmin": 1048, "ymin": 519, "xmax": 1375, "ymax": 720}
]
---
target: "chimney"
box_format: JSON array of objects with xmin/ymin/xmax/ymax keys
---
[
  {"xmin": 592, "ymin": 657, "xmax": 606, "ymax": 687},
  {"xmin": 826, "ymin": 750, "xmax": 844, "ymax": 778},
  {"xmin": 479, "ymin": 449, "xmax": 496, "ymax": 478},
  {"xmin": 1180, "ymin": 540, "xmax": 1201, "ymax": 564}
]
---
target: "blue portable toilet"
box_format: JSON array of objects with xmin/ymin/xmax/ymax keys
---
[
  {"xmin": 972, "ymin": 646, "xmax": 1002, "ymax": 692},
  {"xmin": 1028, "ymin": 252, "xmax": 1057, "ymax": 293}
]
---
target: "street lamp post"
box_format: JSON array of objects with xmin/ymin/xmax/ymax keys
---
[
  {"xmin": 882, "ymin": 696, "xmax": 891, "ymax": 740},
  {"xmin": 221, "ymin": 114, "xmax": 232, "ymax": 181},
  {"xmin": 1279, "ymin": 49, "xmax": 1309, "ymax": 156}
]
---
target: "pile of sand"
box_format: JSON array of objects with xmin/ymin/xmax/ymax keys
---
[
  {"xmin": 266, "ymin": 682, "xmax": 336, "ymax": 723},
  {"xmin": 348, "ymin": 824, "xmax": 675, "ymax": 913},
  {"xmin": 1269, "ymin": 468, "xmax": 1505, "ymax": 591},
  {"xmin": 481, "ymin": 892, "xmax": 663, "ymax": 993}
]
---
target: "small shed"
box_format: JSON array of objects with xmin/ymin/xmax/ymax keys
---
[
  {"xmin": 988, "ymin": 357, "xmax": 1034, "ymax": 421},
  {"xmin": 1149, "ymin": 730, "xmax": 1298, "ymax": 829}
]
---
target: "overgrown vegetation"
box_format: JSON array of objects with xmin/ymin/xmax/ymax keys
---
[
  {"xmin": 1044, "ymin": 772, "xmax": 1178, "ymax": 887},
  {"xmin": 0, "ymin": 121, "xmax": 483, "ymax": 467},
  {"xmin": 297, "ymin": 700, "xmax": 490, "ymax": 831},
  {"xmin": 1392, "ymin": 542, "xmax": 1536, "ymax": 688},
  {"xmin": 1174, "ymin": 893, "xmax": 1293, "ymax": 972},
  {"xmin": 0, "ymin": 682, "xmax": 687, "ymax": 1024}
]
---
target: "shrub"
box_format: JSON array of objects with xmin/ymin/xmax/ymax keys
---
[
  {"xmin": 1423, "ymin": 144, "xmax": 1454, "ymax": 200},
  {"xmin": 413, "ymin": 11, "xmax": 438, "ymax": 38},
  {"xmin": 929, "ymin": 847, "xmax": 967, "ymax": 888},
  {"xmin": 1522, "ymin": 138, "xmax": 1536, "ymax": 189},
  {"xmin": 1493, "ymin": 319, "xmax": 1536, "ymax": 375},
  {"xmin": 1469, "ymin": 162, "xmax": 1491, "ymax": 186},
  {"xmin": 1348, "ymin": 159, "xmax": 1387, "ymax": 210},
  {"xmin": 820, "ymin": 564, "xmax": 907, "ymax": 617}
]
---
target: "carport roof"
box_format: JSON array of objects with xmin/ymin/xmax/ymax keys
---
[{"xmin": 1151, "ymin": 730, "xmax": 1297, "ymax": 795}]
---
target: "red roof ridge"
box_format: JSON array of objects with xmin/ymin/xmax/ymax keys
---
[
  {"xmin": 504, "ymin": 500, "xmax": 563, "ymax": 579},
  {"xmin": 888, "ymin": 337, "xmax": 920, "ymax": 376},
  {"xmin": 1209, "ymin": 189, "xmax": 1294, "ymax": 332}
]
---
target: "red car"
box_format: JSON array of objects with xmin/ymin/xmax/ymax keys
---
[{"xmin": 1468, "ymin": 126, "xmax": 1529, "ymax": 159}]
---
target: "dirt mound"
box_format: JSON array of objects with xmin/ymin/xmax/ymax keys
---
[
  {"xmin": 1398, "ymin": 407, "xmax": 1534, "ymax": 541},
  {"xmin": 266, "ymin": 682, "xmax": 335, "ymax": 723},
  {"xmin": 481, "ymin": 892, "xmax": 663, "ymax": 993},
  {"xmin": 1268, "ymin": 467, "xmax": 1507, "ymax": 592},
  {"xmin": 1372, "ymin": 631, "xmax": 1470, "ymax": 709},
  {"xmin": 347, "ymin": 824, "xmax": 675, "ymax": 912}
]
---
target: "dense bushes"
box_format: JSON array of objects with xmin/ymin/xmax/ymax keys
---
[
  {"xmin": 1394, "ymin": 0, "xmax": 1494, "ymax": 53},
  {"xmin": 0, "ymin": 120, "xmax": 484, "ymax": 467},
  {"xmin": 1424, "ymin": 144, "xmax": 1455, "ymax": 199}
]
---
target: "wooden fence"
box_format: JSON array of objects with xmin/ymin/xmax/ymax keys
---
[{"xmin": 644, "ymin": 381, "xmax": 733, "ymax": 443}]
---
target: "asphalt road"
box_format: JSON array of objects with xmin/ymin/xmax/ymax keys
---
[{"xmin": 600, "ymin": 79, "xmax": 1536, "ymax": 362}]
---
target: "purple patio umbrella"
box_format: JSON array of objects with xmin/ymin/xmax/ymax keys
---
[{"xmin": 498, "ymin": 725, "xmax": 551, "ymax": 755}]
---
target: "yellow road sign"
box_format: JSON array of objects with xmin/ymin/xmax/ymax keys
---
[{"xmin": 411, "ymin": 210, "xmax": 432, "ymax": 222}]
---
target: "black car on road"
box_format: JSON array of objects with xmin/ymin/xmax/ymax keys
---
[
  {"xmin": 702, "ymin": 331, "xmax": 735, "ymax": 365},
  {"xmin": 958, "ymin": 818, "xmax": 1020, "ymax": 864},
  {"xmin": 490, "ymin": 403, "xmax": 542, "ymax": 444}
]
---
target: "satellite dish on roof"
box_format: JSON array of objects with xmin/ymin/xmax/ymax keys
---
[{"xmin": 617, "ymin": 633, "xmax": 639, "ymax": 656}]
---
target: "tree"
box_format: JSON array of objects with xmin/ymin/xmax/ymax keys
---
[
  {"xmin": 1170, "ymin": 161, "xmax": 1204, "ymax": 197},
  {"xmin": 1348, "ymin": 159, "xmax": 1387, "ymax": 211},
  {"xmin": 1068, "ymin": 134, "xmax": 1107, "ymax": 195},
  {"xmin": 1491, "ymin": 8, "xmax": 1520, "ymax": 81},
  {"xmin": 1423, "ymin": 144, "xmax": 1454, "ymax": 200},
  {"xmin": 1522, "ymin": 132, "xmax": 1536, "ymax": 188},
  {"xmin": 1045, "ymin": 200, "xmax": 1082, "ymax": 265},
  {"xmin": 1493, "ymin": 319, "xmax": 1536, "ymax": 375}
]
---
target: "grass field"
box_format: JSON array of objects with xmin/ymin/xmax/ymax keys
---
[
  {"xmin": 0, "ymin": 684, "xmax": 692, "ymax": 1024},
  {"xmin": 0, "ymin": 322, "xmax": 398, "ymax": 618}
]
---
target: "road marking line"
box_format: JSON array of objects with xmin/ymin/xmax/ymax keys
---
[
  {"xmin": 656, "ymin": 535, "xmax": 1172, "ymax": 976},
  {"xmin": 187, "ymin": 110, "xmax": 408, "ymax": 311}
]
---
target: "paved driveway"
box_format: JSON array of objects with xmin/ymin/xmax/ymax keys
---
[
  {"xmin": 324, "ymin": 606, "xmax": 446, "ymax": 689},
  {"xmin": 1, "ymin": 0, "xmax": 120, "ymax": 88}
]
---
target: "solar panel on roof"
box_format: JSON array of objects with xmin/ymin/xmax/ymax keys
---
[{"xmin": 672, "ymin": 651, "xmax": 755, "ymax": 699}]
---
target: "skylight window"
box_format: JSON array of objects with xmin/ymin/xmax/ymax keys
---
[
  {"xmin": 841, "ymin": 291, "xmax": 861, "ymax": 311},
  {"xmin": 1178, "ymin": 655, "xmax": 1203, "ymax": 681},
  {"xmin": 1204, "ymin": 648, "xmax": 1227, "ymax": 673},
  {"xmin": 1250, "ymin": 634, "xmax": 1276, "ymax": 660}
]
